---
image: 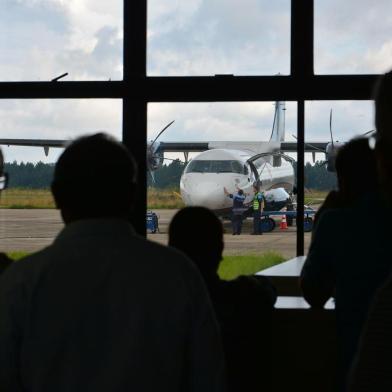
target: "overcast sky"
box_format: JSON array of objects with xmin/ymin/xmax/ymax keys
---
[{"xmin": 0, "ymin": 0, "xmax": 391, "ymax": 163}]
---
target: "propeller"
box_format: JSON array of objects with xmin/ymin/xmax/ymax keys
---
[
  {"xmin": 362, "ymin": 129, "xmax": 376, "ymax": 136},
  {"xmin": 150, "ymin": 120, "xmax": 175, "ymax": 151},
  {"xmin": 329, "ymin": 109, "xmax": 334, "ymax": 148},
  {"xmin": 147, "ymin": 120, "xmax": 175, "ymax": 182},
  {"xmin": 291, "ymin": 134, "xmax": 325, "ymax": 152}
]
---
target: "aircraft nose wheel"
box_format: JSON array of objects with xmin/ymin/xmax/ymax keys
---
[{"xmin": 261, "ymin": 217, "xmax": 275, "ymax": 233}]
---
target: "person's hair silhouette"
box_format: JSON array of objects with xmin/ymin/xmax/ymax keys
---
[
  {"xmin": 335, "ymin": 137, "xmax": 378, "ymax": 202},
  {"xmin": 347, "ymin": 69, "xmax": 392, "ymax": 392},
  {"xmin": 0, "ymin": 135, "xmax": 226, "ymax": 392},
  {"xmin": 169, "ymin": 207, "xmax": 223, "ymax": 279},
  {"xmin": 169, "ymin": 206, "xmax": 276, "ymax": 392},
  {"xmin": 51, "ymin": 133, "xmax": 137, "ymax": 224},
  {"xmin": 314, "ymin": 136, "xmax": 378, "ymax": 224}
]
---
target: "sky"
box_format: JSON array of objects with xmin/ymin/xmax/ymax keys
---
[{"xmin": 0, "ymin": 0, "xmax": 391, "ymax": 163}]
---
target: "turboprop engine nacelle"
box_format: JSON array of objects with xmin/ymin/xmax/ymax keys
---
[{"xmin": 147, "ymin": 141, "xmax": 164, "ymax": 171}]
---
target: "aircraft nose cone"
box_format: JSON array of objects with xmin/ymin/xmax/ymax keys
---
[{"xmin": 184, "ymin": 181, "xmax": 226, "ymax": 210}]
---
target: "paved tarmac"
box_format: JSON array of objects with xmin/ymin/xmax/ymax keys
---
[{"xmin": 0, "ymin": 209, "xmax": 311, "ymax": 259}]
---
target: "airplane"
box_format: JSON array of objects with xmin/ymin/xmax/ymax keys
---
[
  {"xmin": 0, "ymin": 102, "xmax": 339, "ymax": 216},
  {"xmin": 147, "ymin": 102, "xmax": 335, "ymax": 215}
]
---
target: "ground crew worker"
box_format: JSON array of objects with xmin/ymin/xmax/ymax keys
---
[
  {"xmin": 251, "ymin": 183, "xmax": 265, "ymax": 235},
  {"xmin": 224, "ymin": 186, "xmax": 246, "ymax": 235}
]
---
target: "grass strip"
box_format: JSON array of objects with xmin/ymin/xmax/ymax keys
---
[
  {"xmin": 218, "ymin": 252, "xmax": 285, "ymax": 280},
  {"xmin": 8, "ymin": 251, "xmax": 285, "ymax": 281}
]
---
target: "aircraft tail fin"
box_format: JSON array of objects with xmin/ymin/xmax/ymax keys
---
[{"xmin": 269, "ymin": 101, "xmax": 286, "ymax": 142}]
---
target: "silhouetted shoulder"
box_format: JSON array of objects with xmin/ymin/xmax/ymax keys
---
[
  {"xmin": 217, "ymin": 274, "xmax": 276, "ymax": 311},
  {"xmin": 0, "ymin": 246, "xmax": 54, "ymax": 290}
]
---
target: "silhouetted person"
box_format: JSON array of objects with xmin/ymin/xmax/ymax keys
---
[
  {"xmin": 169, "ymin": 207, "xmax": 277, "ymax": 392},
  {"xmin": 0, "ymin": 148, "xmax": 13, "ymax": 274},
  {"xmin": 348, "ymin": 70, "xmax": 392, "ymax": 391},
  {"xmin": 0, "ymin": 134, "xmax": 225, "ymax": 392},
  {"xmin": 313, "ymin": 137, "xmax": 378, "ymax": 224},
  {"xmin": 301, "ymin": 135, "xmax": 391, "ymax": 391}
]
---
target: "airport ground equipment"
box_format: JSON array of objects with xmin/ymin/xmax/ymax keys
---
[
  {"xmin": 146, "ymin": 211, "xmax": 159, "ymax": 234},
  {"xmin": 260, "ymin": 210, "xmax": 315, "ymax": 233}
]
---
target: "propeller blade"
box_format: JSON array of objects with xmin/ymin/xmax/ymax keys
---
[
  {"xmin": 149, "ymin": 170, "xmax": 156, "ymax": 183},
  {"xmin": 291, "ymin": 134, "xmax": 325, "ymax": 152},
  {"xmin": 151, "ymin": 120, "xmax": 175, "ymax": 148},
  {"xmin": 329, "ymin": 109, "xmax": 334, "ymax": 148},
  {"xmin": 362, "ymin": 129, "xmax": 375, "ymax": 136}
]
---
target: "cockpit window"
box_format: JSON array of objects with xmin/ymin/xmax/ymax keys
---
[{"xmin": 185, "ymin": 160, "xmax": 246, "ymax": 174}]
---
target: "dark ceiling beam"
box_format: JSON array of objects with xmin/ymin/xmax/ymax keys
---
[{"xmin": 0, "ymin": 75, "xmax": 379, "ymax": 101}]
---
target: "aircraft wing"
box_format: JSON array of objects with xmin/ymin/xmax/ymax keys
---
[
  {"xmin": 0, "ymin": 138, "xmax": 330, "ymax": 156},
  {"xmin": 0, "ymin": 139, "xmax": 68, "ymax": 156},
  {"xmin": 0, "ymin": 139, "xmax": 68, "ymax": 148},
  {"xmin": 281, "ymin": 141, "xmax": 328, "ymax": 152},
  {"xmin": 157, "ymin": 141, "xmax": 281, "ymax": 154},
  {"xmin": 158, "ymin": 141, "xmax": 330, "ymax": 154},
  {"xmin": 157, "ymin": 142, "xmax": 209, "ymax": 152}
]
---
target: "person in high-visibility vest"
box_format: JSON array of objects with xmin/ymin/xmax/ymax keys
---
[{"xmin": 251, "ymin": 183, "xmax": 265, "ymax": 235}]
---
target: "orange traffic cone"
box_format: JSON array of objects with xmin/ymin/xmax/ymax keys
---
[{"xmin": 280, "ymin": 214, "xmax": 288, "ymax": 230}]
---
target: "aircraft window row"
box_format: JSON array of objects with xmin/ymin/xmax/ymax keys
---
[{"xmin": 185, "ymin": 160, "xmax": 246, "ymax": 174}]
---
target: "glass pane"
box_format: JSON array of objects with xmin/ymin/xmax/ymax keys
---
[
  {"xmin": 315, "ymin": 1, "xmax": 392, "ymax": 74},
  {"xmin": 0, "ymin": 1, "xmax": 123, "ymax": 81},
  {"xmin": 304, "ymin": 100, "xmax": 374, "ymax": 249},
  {"xmin": 0, "ymin": 99, "xmax": 122, "ymax": 254},
  {"xmin": 147, "ymin": 102, "xmax": 299, "ymax": 273},
  {"xmin": 147, "ymin": 0, "xmax": 290, "ymax": 76}
]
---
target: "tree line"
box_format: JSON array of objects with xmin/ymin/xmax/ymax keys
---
[
  {"xmin": 5, "ymin": 161, "xmax": 55, "ymax": 188},
  {"xmin": 4, "ymin": 160, "xmax": 337, "ymax": 190}
]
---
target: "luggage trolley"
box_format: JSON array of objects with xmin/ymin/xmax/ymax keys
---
[
  {"xmin": 146, "ymin": 211, "xmax": 159, "ymax": 234},
  {"xmin": 260, "ymin": 209, "xmax": 315, "ymax": 233}
]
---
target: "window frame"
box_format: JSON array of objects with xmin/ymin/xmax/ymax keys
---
[{"xmin": 0, "ymin": 0, "xmax": 380, "ymax": 255}]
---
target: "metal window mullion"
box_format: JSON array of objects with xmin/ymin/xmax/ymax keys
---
[
  {"xmin": 0, "ymin": 75, "xmax": 379, "ymax": 100},
  {"xmin": 123, "ymin": 0, "xmax": 148, "ymax": 236},
  {"xmin": 291, "ymin": 0, "xmax": 314, "ymax": 78},
  {"xmin": 296, "ymin": 100, "xmax": 305, "ymax": 256},
  {"xmin": 291, "ymin": 0, "xmax": 312, "ymax": 257}
]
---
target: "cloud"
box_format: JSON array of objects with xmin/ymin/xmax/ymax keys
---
[
  {"xmin": 0, "ymin": 0, "xmax": 390, "ymax": 164},
  {"xmin": 0, "ymin": 99, "xmax": 122, "ymax": 163},
  {"xmin": 148, "ymin": 0, "xmax": 290, "ymax": 75},
  {"xmin": 315, "ymin": 0, "xmax": 392, "ymax": 74},
  {"xmin": 0, "ymin": 0, "xmax": 122, "ymax": 80},
  {"xmin": 148, "ymin": 102, "xmax": 297, "ymax": 142}
]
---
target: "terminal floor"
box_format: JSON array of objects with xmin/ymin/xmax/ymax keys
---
[{"xmin": 0, "ymin": 209, "xmax": 311, "ymax": 259}]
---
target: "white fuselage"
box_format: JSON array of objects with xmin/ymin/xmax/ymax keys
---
[{"xmin": 180, "ymin": 149, "xmax": 294, "ymax": 214}]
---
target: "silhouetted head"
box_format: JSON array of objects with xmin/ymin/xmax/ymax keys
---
[
  {"xmin": 335, "ymin": 137, "xmax": 378, "ymax": 202},
  {"xmin": 374, "ymin": 70, "xmax": 392, "ymax": 201},
  {"xmin": 51, "ymin": 133, "xmax": 137, "ymax": 224},
  {"xmin": 238, "ymin": 189, "xmax": 244, "ymax": 196},
  {"xmin": 169, "ymin": 207, "xmax": 224, "ymax": 279}
]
